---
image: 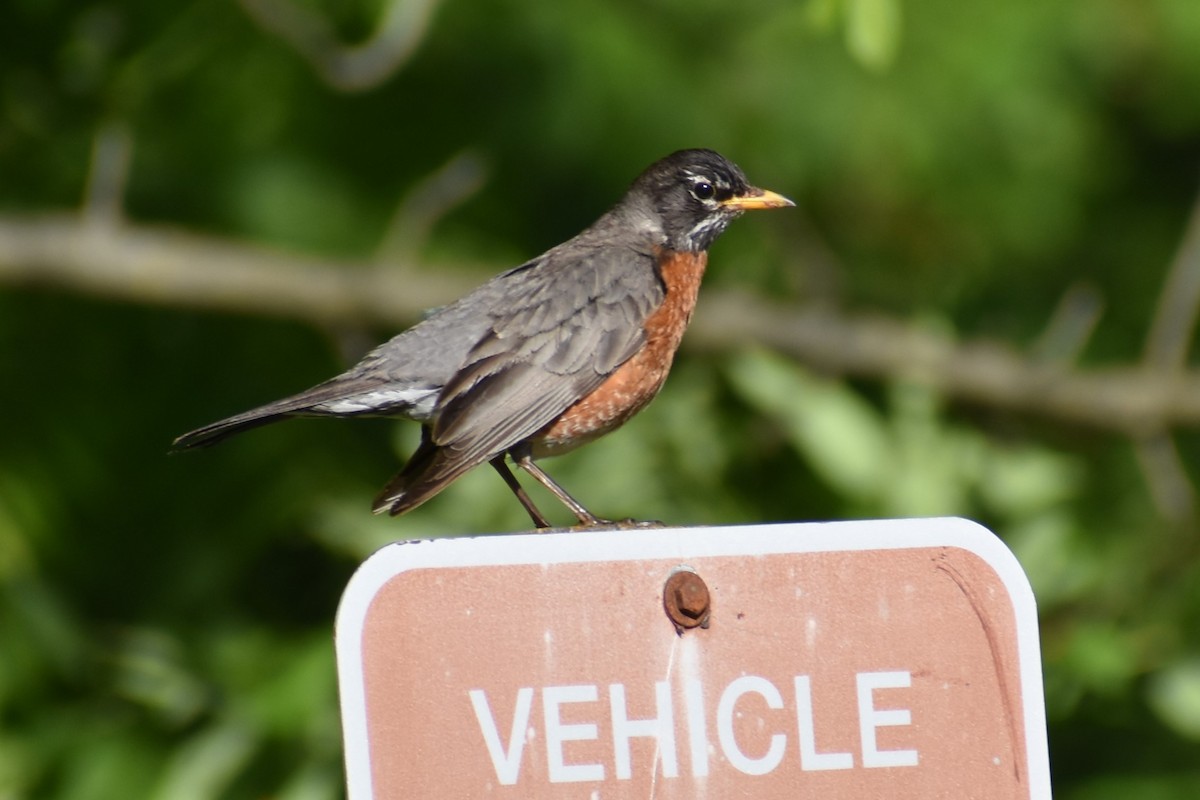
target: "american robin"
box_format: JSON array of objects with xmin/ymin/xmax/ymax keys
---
[{"xmin": 174, "ymin": 149, "xmax": 793, "ymax": 528}]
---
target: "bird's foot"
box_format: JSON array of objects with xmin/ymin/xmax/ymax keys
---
[{"xmin": 568, "ymin": 517, "xmax": 666, "ymax": 531}]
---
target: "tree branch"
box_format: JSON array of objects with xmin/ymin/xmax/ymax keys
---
[
  {"xmin": 688, "ymin": 291, "xmax": 1200, "ymax": 433},
  {"xmin": 3, "ymin": 212, "xmax": 1200, "ymax": 434},
  {"xmin": 1145, "ymin": 182, "xmax": 1200, "ymax": 371},
  {"xmin": 238, "ymin": 0, "xmax": 446, "ymax": 92},
  {"xmin": 0, "ymin": 213, "xmax": 481, "ymax": 325},
  {"xmin": 82, "ymin": 121, "xmax": 133, "ymax": 230}
]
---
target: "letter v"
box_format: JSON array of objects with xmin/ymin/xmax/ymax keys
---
[{"xmin": 469, "ymin": 688, "xmax": 535, "ymax": 785}]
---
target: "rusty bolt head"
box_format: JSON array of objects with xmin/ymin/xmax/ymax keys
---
[{"xmin": 664, "ymin": 570, "xmax": 711, "ymax": 631}]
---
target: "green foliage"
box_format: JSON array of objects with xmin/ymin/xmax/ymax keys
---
[
  {"xmin": 724, "ymin": 346, "xmax": 1085, "ymax": 520},
  {"xmin": 1148, "ymin": 657, "xmax": 1200, "ymax": 741},
  {"xmin": 4, "ymin": 0, "xmax": 1200, "ymax": 797}
]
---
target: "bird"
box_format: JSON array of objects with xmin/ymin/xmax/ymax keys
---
[{"xmin": 174, "ymin": 149, "xmax": 793, "ymax": 528}]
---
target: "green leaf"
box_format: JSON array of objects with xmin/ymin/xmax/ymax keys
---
[
  {"xmin": 845, "ymin": 0, "xmax": 902, "ymax": 71},
  {"xmin": 150, "ymin": 723, "xmax": 257, "ymax": 800},
  {"xmin": 726, "ymin": 349, "xmax": 892, "ymax": 501},
  {"xmin": 1062, "ymin": 622, "xmax": 1141, "ymax": 696},
  {"xmin": 880, "ymin": 381, "xmax": 978, "ymax": 516},
  {"xmin": 1147, "ymin": 658, "xmax": 1200, "ymax": 741},
  {"xmin": 805, "ymin": 0, "xmax": 844, "ymax": 32},
  {"xmin": 979, "ymin": 445, "xmax": 1082, "ymax": 516}
]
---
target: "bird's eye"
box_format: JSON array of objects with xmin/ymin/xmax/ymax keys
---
[{"xmin": 691, "ymin": 181, "xmax": 715, "ymax": 201}]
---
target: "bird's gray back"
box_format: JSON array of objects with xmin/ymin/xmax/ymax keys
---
[{"xmin": 315, "ymin": 207, "xmax": 666, "ymax": 425}]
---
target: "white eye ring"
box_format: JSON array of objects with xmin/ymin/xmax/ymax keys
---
[{"xmin": 691, "ymin": 181, "xmax": 715, "ymax": 201}]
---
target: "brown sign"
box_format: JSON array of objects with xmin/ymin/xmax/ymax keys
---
[{"xmin": 336, "ymin": 518, "xmax": 1050, "ymax": 798}]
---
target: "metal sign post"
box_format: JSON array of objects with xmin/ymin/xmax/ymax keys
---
[{"xmin": 336, "ymin": 518, "xmax": 1052, "ymax": 798}]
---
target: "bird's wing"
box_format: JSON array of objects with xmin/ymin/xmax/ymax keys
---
[
  {"xmin": 438, "ymin": 246, "xmax": 661, "ymax": 452},
  {"xmin": 373, "ymin": 244, "xmax": 662, "ymax": 513}
]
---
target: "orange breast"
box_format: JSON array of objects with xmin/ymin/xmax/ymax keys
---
[{"xmin": 533, "ymin": 249, "xmax": 708, "ymax": 455}]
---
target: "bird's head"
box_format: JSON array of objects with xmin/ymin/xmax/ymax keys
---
[{"xmin": 627, "ymin": 149, "xmax": 794, "ymax": 252}]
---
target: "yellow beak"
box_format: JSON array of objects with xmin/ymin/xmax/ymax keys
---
[{"xmin": 721, "ymin": 188, "xmax": 795, "ymax": 211}]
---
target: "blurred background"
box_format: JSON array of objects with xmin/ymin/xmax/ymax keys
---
[{"xmin": 3, "ymin": 0, "xmax": 1200, "ymax": 796}]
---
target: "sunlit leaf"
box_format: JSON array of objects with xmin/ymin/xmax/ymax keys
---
[
  {"xmin": 845, "ymin": 0, "xmax": 902, "ymax": 71},
  {"xmin": 726, "ymin": 349, "xmax": 892, "ymax": 501},
  {"xmin": 1147, "ymin": 658, "xmax": 1200, "ymax": 741},
  {"xmin": 150, "ymin": 723, "xmax": 258, "ymax": 800}
]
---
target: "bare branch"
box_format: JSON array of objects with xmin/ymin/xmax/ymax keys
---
[
  {"xmin": 375, "ymin": 150, "xmax": 488, "ymax": 264},
  {"xmin": 1145, "ymin": 183, "xmax": 1200, "ymax": 371},
  {"xmin": 1031, "ymin": 282, "xmax": 1104, "ymax": 366},
  {"xmin": 238, "ymin": 0, "xmax": 445, "ymax": 92},
  {"xmin": 0, "ymin": 213, "xmax": 481, "ymax": 325},
  {"xmin": 4, "ymin": 213, "xmax": 1200, "ymax": 434},
  {"xmin": 1133, "ymin": 433, "xmax": 1195, "ymax": 522},
  {"xmin": 82, "ymin": 121, "xmax": 133, "ymax": 230},
  {"xmin": 689, "ymin": 290, "xmax": 1200, "ymax": 433}
]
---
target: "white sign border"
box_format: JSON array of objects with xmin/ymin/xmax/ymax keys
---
[{"xmin": 335, "ymin": 516, "xmax": 1051, "ymax": 799}]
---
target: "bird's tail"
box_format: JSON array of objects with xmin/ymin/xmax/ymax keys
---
[
  {"xmin": 172, "ymin": 372, "xmax": 403, "ymax": 450},
  {"xmin": 372, "ymin": 429, "xmax": 481, "ymax": 516},
  {"xmin": 171, "ymin": 383, "xmax": 352, "ymax": 449},
  {"xmin": 172, "ymin": 402, "xmax": 301, "ymax": 449}
]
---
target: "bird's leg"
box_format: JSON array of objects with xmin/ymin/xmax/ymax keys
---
[
  {"xmin": 489, "ymin": 455, "xmax": 552, "ymax": 529},
  {"xmin": 512, "ymin": 454, "xmax": 609, "ymax": 527}
]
